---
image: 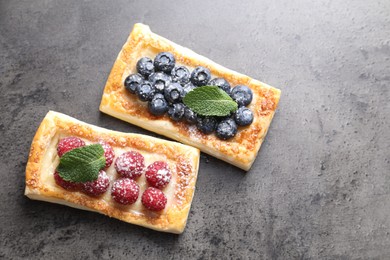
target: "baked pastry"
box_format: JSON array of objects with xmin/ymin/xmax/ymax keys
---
[
  {"xmin": 100, "ymin": 23, "xmax": 281, "ymax": 171},
  {"xmin": 25, "ymin": 111, "xmax": 200, "ymax": 234}
]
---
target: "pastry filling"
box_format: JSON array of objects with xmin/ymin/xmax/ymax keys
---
[
  {"xmin": 54, "ymin": 136, "xmax": 172, "ymax": 212},
  {"xmin": 124, "ymin": 52, "xmax": 255, "ymax": 140}
]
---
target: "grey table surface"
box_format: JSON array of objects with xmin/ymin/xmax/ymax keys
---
[{"xmin": 1, "ymin": 0, "xmax": 389, "ymax": 259}]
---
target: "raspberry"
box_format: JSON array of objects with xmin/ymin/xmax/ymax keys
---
[
  {"xmin": 111, "ymin": 178, "xmax": 139, "ymax": 205},
  {"xmin": 145, "ymin": 161, "xmax": 171, "ymax": 189},
  {"xmin": 115, "ymin": 151, "xmax": 145, "ymax": 179},
  {"xmin": 53, "ymin": 171, "xmax": 81, "ymax": 191},
  {"xmin": 141, "ymin": 187, "xmax": 167, "ymax": 211},
  {"xmin": 81, "ymin": 170, "xmax": 110, "ymax": 197},
  {"xmin": 99, "ymin": 141, "xmax": 115, "ymax": 169},
  {"xmin": 57, "ymin": 137, "xmax": 85, "ymax": 157}
]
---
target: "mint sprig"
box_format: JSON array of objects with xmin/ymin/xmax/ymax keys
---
[
  {"xmin": 183, "ymin": 86, "xmax": 238, "ymax": 116},
  {"xmin": 57, "ymin": 144, "xmax": 106, "ymax": 183}
]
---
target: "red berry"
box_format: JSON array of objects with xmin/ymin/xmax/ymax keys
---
[
  {"xmin": 111, "ymin": 178, "xmax": 139, "ymax": 205},
  {"xmin": 81, "ymin": 170, "xmax": 110, "ymax": 197},
  {"xmin": 53, "ymin": 171, "xmax": 80, "ymax": 191},
  {"xmin": 145, "ymin": 161, "xmax": 171, "ymax": 189},
  {"xmin": 115, "ymin": 151, "xmax": 145, "ymax": 179},
  {"xmin": 99, "ymin": 141, "xmax": 115, "ymax": 169},
  {"xmin": 141, "ymin": 187, "xmax": 167, "ymax": 211},
  {"xmin": 57, "ymin": 137, "xmax": 85, "ymax": 157}
]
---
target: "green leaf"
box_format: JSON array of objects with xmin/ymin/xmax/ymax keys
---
[
  {"xmin": 57, "ymin": 144, "xmax": 106, "ymax": 183},
  {"xmin": 183, "ymin": 86, "xmax": 238, "ymax": 116}
]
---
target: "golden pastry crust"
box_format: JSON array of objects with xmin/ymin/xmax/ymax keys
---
[
  {"xmin": 25, "ymin": 111, "xmax": 200, "ymax": 234},
  {"xmin": 100, "ymin": 23, "xmax": 281, "ymax": 171}
]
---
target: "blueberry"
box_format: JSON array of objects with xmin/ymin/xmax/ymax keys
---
[
  {"xmin": 190, "ymin": 66, "xmax": 211, "ymax": 86},
  {"xmin": 171, "ymin": 66, "xmax": 190, "ymax": 84},
  {"xmin": 234, "ymin": 107, "xmax": 254, "ymax": 126},
  {"xmin": 181, "ymin": 82, "xmax": 196, "ymax": 98},
  {"xmin": 164, "ymin": 82, "xmax": 184, "ymax": 103},
  {"xmin": 168, "ymin": 103, "xmax": 185, "ymax": 121},
  {"xmin": 154, "ymin": 52, "xmax": 175, "ymax": 73},
  {"xmin": 216, "ymin": 118, "xmax": 238, "ymax": 140},
  {"xmin": 136, "ymin": 57, "xmax": 154, "ymax": 77},
  {"xmin": 184, "ymin": 107, "xmax": 197, "ymax": 124},
  {"xmin": 136, "ymin": 81, "xmax": 155, "ymax": 102},
  {"xmin": 209, "ymin": 78, "xmax": 231, "ymax": 94},
  {"xmin": 148, "ymin": 72, "xmax": 171, "ymax": 93},
  {"xmin": 148, "ymin": 94, "xmax": 168, "ymax": 116},
  {"xmin": 124, "ymin": 74, "xmax": 143, "ymax": 94},
  {"xmin": 230, "ymin": 85, "xmax": 253, "ymax": 106},
  {"xmin": 196, "ymin": 117, "xmax": 217, "ymax": 134}
]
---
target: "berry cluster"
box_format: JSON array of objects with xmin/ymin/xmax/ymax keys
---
[
  {"xmin": 124, "ymin": 52, "xmax": 255, "ymax": 140},
  {"xmin": 54, "ymin": 137, "xmax": 170, "ymax": 211}
]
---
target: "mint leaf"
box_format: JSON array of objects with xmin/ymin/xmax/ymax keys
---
[
  {"xmin": 57, "ymin": 144, "xmax": 106, "ymax": 183},
  {"xmin": 183, "ymin": 86, "xmax": 238, "ymax": 116}
]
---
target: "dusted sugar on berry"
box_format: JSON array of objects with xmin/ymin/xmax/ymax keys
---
[
  {"xmin": 124, "ymin": 73, "xmax": 143, "ymax": 94},
  {"xmin": 164, "ymin": 82, "xmax": 184, "ymax": 103},
  {"xmin": 54, "ymin": 171, "xmax": 80, "ymax": 191},
  {"xmin": 171, "ymin": 66, "xmax": 190, "ymax": 84},
  {"xmin": 136, "ymin": 57, "xmax": 154, "ymax": 77},
  {"xmin": 111, "ymin": 178, "xmax": 139, "ymax": 205},
  {"xmin": 57, "ymin": 137, "xmax": 86, "ymax": 157},
  {"xmin": 154, "ymin": 52, "xmax": 175, "ymax": 73},
  {"xmin": 81, "ymin": 170, "xmax": 110, "ymax": 197},
  {"xmin": 145, "ymin": 161, "xmax": 171, "ymax": 189},
  {"xmin": 230, "ymin": 85, "xmax": 253, "ymax": 107},
  {"xmin": 234, "ymin": 107, "xmax": 254, "ymax": 126},
  {"xmin": 216, "ymin": 118, "xmax": 238, "ymax": 140},
  {"xmin": 196, "ymin": 116, "xmax": 217, "ymax": 134},
  {"xmin": 168, "ymin": 103, "xmax": 185, "ymax": 122},
  {"xmin": 115, "ymin": 151, "xmax": 145, "ymax": 179},
  {"xmin": 190, "ymin": 66, "xmax": 211, "ymax": 86},
  {"xmin": 136, "ymin": 81, "xmax": 155, "ymax": 102},
  {"xmin": 148, "ymin": 93, "xmax": 169, "ymax": 116},
  {"xmin": 98, "ymin": 141, "xmax": 115, "ymax": 169},
  {"xmin": 141, "ymin": 187, "xmax": 167, "ymax": 211},
  {"xmin": 148, "ymin": 72, "xmax": 171, "ymax": 93}
]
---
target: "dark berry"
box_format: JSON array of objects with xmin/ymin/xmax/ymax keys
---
[
  {"xmin": 230, "ymin": 85, "xmax": 253, "ymax": 107},
  {"xmin": 181, "ymin": 82, "xmax": 196, "ymax": 98},
  {"xmin": 57, "ymin": 137, "xmax": 86, "ymax": 157},
  {"xmin": 115, "ymin": 151, "xmax": 145, "ymax": 179},
  {"xmin": 184, "ymin": 107, "xmax": 197, "ymax": 124},
  {"xmin": 111, "ymin": 178, "xmax": 139, "ymax": 205},
  {"xmin": 136, "ymin": 81, "xmax": 155, "ymax": 102},
  {"xmin": 209, "ymin": 78, "xmax": 231, "ymax": 94},
  {"xmin": 196, "ymin": 117, "xmax": 217, "ymax": 134},
  {"xmin": 148, "ymin": 93, "xmax": 169, "ymax": 116},
  {"xmin": 145, "ymin": 161, "xmax": 171, "ymax": 189},
  {"xmin": 164, "ymin": 82, "xmax": 184, "ymax": 103},
  {"xmin": 54, "ymin": 171, "xmax": 80, "ymax": 191},
  {"xmin": 124, "ymin": 74, "xmax": 143, "ymax": 94},
  {"xmin": 81, "ymin": 170, "xmax": 110, "ymax": 197},
  {"xmin": 216, "ymin": 118, "xmax": 238, "ymax": 140},
  {"xmin": 171, "ymin": 66, "xmax": 190, "ymax": 84},
  {"xmin": 234, "ymin": 107, "xmax": 254, "ymax": 126},
  {"xmin": 141, "ymin": 187, "xmax": 167, "ymax": 211},
  {"xmin": 190, "ymin": 66, "xmax": 211, "ymax": 86},
  {"xmin": 98, "ymin": 141, "xmax": 115, "ymax": 169},
  {"xmin": 167, "ymin": 103, "xmax": 185, "ymax": 121},
  {"xmin": 148, "ymin": 72, "xmax": 171, "ymax": 93},
  {"xmin": 154, "ymin": 52, "xmax": 175, "ymax": 73},
  {"xmin": 136, "ymin": 57, "xmax": 154, "ymax": 77}
]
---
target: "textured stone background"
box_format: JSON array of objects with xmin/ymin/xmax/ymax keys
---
[{"xmin": 1, "ymin": 0, "xmax": 389, "ymax": 259}]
